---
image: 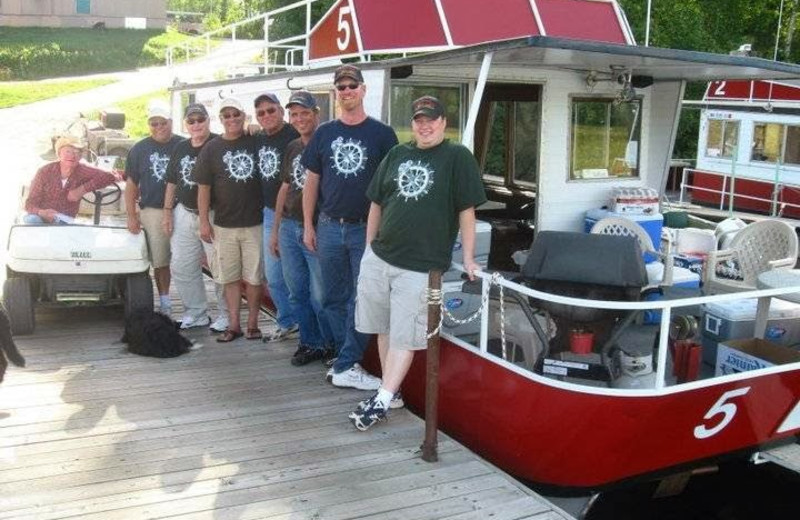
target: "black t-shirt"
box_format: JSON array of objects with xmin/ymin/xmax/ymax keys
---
[
  {"xmin": 165, "ymin": 133, "xmax": 218, "ymax": 210},
  {"xmin": 194, "ymin": 134, "xmax": 263, "ymax": 228},
  {"xmin": 125, "ymin": 135, "xmax": 183, "ymax": 208},
  {"xmin": 280, "ymin": 138, "xmax": 308, "ymax": 222},
  {"xmin": 255, "ymin": 124, "xmax": 299, "ymax": 210},
  {"xmin": 301, "ymin": 117, "xmax": 398, "ymax": 221},
  {"xmin": 367, "ymin": 140, "xmax": 487, "ymax": 272}
]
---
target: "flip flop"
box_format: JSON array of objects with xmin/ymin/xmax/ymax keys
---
[
  {"xmin": 246, "ymin": 328, "xmax": 262, "ymax": 340},
  {"xmin": 216, "ymin": 329, "xmax": 243, "ymax": 343}
]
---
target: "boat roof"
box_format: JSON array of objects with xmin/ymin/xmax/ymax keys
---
[{"xmin": 173, "ymin": 36, "xmax": 800, "ymax": 92}]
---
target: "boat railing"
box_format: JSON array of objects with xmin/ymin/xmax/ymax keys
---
[
  {"xmin": 444, "ymin": 264, "xmax": 800, "ymax": 392},
  {"xmin": 679, "ymin": 167, "xmax": 800, "ymax": 217}
]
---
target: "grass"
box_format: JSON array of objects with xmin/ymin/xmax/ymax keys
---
[
  {"xmin": 0, "ymin": 27, "xmax": 210, "ymax": 80},
  {"xmin": 0, "ymin": 78, "xmax": 115, "ymax": 108},
  {"xmin": 88, "ymin": 90, "xmax": 170, "ymax": 139}
]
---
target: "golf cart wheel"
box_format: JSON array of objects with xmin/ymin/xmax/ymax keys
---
[
  {"xmin": 3, "ymin": 277, "xmax": 35, "ymax": 335},
  {"xmin": 124, "ymin": 272, "xmax": 153, "ymax": 318}
]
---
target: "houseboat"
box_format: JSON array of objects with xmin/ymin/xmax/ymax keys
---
[{"xmin": 168, "ymin": 0, "xmax": 800, "ymax": 492}]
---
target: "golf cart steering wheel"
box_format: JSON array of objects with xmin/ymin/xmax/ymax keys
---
[{"xmin": 81, "ymin": 183, "xmax": 123, "ymax": 225}]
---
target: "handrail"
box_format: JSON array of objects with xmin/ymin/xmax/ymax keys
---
[
  {"xmin": 679, "ymin": 167, "xmax": 800, "ymax": 217},
  {"xmin": 452, "ymin": 263, "xmax": 800, "ymax": 391}
]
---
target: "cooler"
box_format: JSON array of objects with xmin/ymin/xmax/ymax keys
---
[
  {"xmin": 445, "ymin": 220, "xmax": 492, "ymax": 282},
  {"xmin": 701, "ymin": 298, "xmax": 800, "ymax": 365},
  {"xmin": 584, "ymin": 208, "xmax": 664, "ymax": 263},
  {"xmin": 642, "ymin": 265, "xmax": 701, "ymax": 323},
  {"xmin": 441, "ymin": 288, "xmax": 482, "ymax": 337}
]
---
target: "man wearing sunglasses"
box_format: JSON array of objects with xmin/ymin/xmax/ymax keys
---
[
  {"xmin": 253, "ymin": 93, "xmax": 301, "ymax": 344},
  {"xmin": 301, "ymin": 64, "xmax": 398, "ymax": 390},
  {"xmin": 161, "ymin": 103, "xmax": 229, "ymax": 333},
  {"xmin": 195, "ymin": 98, "xmax": 264, "ymax": 343},
  {"xmin": 125, "ymin": 100, "xmax": 183, "ymax": 315}
]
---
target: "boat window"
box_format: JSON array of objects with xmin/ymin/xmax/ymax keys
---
[
  {"xmin": 474, "ymin": 84, "xmax": 541, "ymax": 187},
  {"xmin": 569, "ymin": 97, "xmax": 641, "ymax": 180},
  {"xmin": 705, "ymin": 119, "xmax": 739, "ymax": 159},
  {"xmin": 751, "ymin": 123, "xmax": 785, "ymax": 163},
  {"xmin": 389, "ymin": 84, "xmax": 463, "ymax": 143},
  {"xmin": 785, "ymin": 126, "xmax": 800, "ymax": 165}
]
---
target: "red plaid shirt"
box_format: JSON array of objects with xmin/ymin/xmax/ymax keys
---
[{"xmin": 25, "ymin": 161, "xmax": 117, "ymax": 217}]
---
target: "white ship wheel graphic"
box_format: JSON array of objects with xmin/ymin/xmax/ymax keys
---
[
  {"xmin": 331, "ymin": 136, "xmax": 366, "ymax": 177},
  {"xmin": 397, "ymin": 160, "xmax": 433, "ymax": 201},
  {"xmin": 179, "ymin": 155, "xmax": 197, "ymax": 187},
  {"xmin": 291, "ymin": 155, "xmax": 307, "ymax": 189},
  {"xmin": 223, "ymin": 150, "xmax": 254, "ymax": 182},
  {"xmin": 150, "ymin": 152, "xmax": 169, "ymax": 182},
  {"xmin": 259, "ymin": 147, "xmax": 280, "ymax": 180}
]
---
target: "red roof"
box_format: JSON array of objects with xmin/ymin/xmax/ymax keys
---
[{"xmin": 309, "ymin": 0, "xmax": 631, "ymax": 62}]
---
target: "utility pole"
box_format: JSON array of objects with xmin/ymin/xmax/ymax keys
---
[
  {"xmin": 784, "ymin": 0, "xmax": 799, "ymax": 60},
  {"xmin": 645, "ymin": 0, "xmax": 653, "ymax": 47}
]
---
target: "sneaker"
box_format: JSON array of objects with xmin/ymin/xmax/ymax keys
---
[
  {"xmin": 209, "ymin": 315, "xmax": 229, "ymax": 333},
  {"xmin": 159, "ymin": 304, "xmax": 172, "ymax": 316},
  {"xmin": 331, "ymin": 363, "xmax": 381, "ymax": 391},
  {"xmin": 263, "ymin": 324, "xmax": 300, "ymax": 343},
  {"xmin": 357, "ymin": 391, "xmax": 404, "ymax": 411},
  {"xmin": 291, "ymin": 345, "xmax": 325, "ymax": 366},
  {"xmin": 180, "ymin": 314, "xmax": 211, "ymax": 330},
  {"xmin": 326, "ymin": 366, "xmax": 334, "ymax": 383},
  {"xmin": 349, "ymin": 395, "xmax": 388, "ymax": 431}
]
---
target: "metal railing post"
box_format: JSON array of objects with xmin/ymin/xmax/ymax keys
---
[{"xmin": 421, "ymin": 270, "xmax": 442, "ymax": 463}]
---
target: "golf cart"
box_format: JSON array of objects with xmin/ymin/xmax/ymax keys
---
[{"xmin": 3, "ymin": 184, "xmax": 153, "ymax": 335}]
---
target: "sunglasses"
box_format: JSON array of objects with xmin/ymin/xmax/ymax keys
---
[
  {"xmin": 149, "ymin": 120, "xmax": 169, "ymax": 128},
  {"xmin": 335, "ymin": 83, "xmax": 360, "ymax": 92},
  {"xmin": 256, "ymin": 107, "xmax": 278, "ymax": 117},
  {"xmin": 186, "ymin": 116, "xmax": 207, "ymax": 125}
]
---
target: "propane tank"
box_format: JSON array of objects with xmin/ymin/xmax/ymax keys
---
[{"xmin": 611, "ymin": 343, "xmax": 656, "ymax": 389}]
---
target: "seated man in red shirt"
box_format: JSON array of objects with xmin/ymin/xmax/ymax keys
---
[{"xmin": 24, "ymin": 136, "xmax": 118, "ymax": 224}]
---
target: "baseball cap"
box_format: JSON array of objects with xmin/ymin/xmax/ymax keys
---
[
  {"xmin": 219, "ymin": 97, "xmax": 244, "ymax": 113},
  {"xmin": 54, "ymin": 135, "xmax": 85, "ymax": 155},
  {"xmin": 147, "ymin": 100, "xmax": 171, "ymax": 120},
  {"xmin": 412, "ymin": 96, "xmax": 445, "ymax": 120},
  {"xmin": 254, "ymin": 93, "xmax": 280, "ymax": 106},
  {"xmin": 286, "ymin": 90, "xmax": 318, "ymax": 110},
  {"xmin": 333, "ymin": 64, "xmax": 364, "ymax": 84},
  {"xmin": 185, "ymin": 103, "xmax": 208, "ymax": 118}
]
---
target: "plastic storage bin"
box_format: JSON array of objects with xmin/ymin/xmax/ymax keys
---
[
  {"xmin": 584, "ymin": 208, "xmax": 664, "ymax": 263},
  {"xmin": 701, "ymin": 298, "xmax": 800, "ymax": 365}
]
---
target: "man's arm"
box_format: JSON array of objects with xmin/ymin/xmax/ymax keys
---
[
  {"xmin": 270, "ymin": 183, "xmax": 289, "ymax": 257},
  {"xmin": 366, "ymin": 202, "xmax": 381, "ymax": 245},
  {"xmin": 458, "ymin": 207, "xmax": 479, "ymax": 281},
  {"xmin": 67, "ymin": 165, "xmax": 117, "ymax": 202},
  {"xmin": 24, "ymin": 168, "xmax": 46, "ymax": 216},
  {"xmin": 125, "ymin": 178, "xmax": 141, "ymax": 234},
  {"xmin": 162, "ymin": 182, "xmax": 177, "ymax": 236},
  {"xmin": 198, "ymin": 184, "xmax": 213, "ymax": 243},
  {"xmin": 301, "ymin": 170, "xmax": 320, "ymax": 252}
]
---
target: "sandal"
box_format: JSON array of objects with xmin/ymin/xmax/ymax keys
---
[
  {"xmin": 246, "ymin": 328, "xmax": 262, "ymax": 340},
  {"xmin": 216, "ymin": 329, "xmax": 243, "ymax": 343}
]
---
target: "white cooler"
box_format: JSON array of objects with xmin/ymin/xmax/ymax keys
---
[{"xmin": 444, "ymin": 220, "xmax": 492, "ymax": 282}]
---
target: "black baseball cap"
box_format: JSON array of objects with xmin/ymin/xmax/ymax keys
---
[
  {"xmin": 334, "ymin": 64, "xmax": 364, "ymax": 84},
  {"xmin": 412, "ymin": 96, "xmax": 444, "ymax": 119},
  {"xmin": 286, "ymin": 90, "xmax": 318, "ymax": 110},
  {"xmin": 254, "ymin": 92, "xmax": 280, "ymax": 106},
  {"xmin": 185, "ymin": 103, "xmax": 208, "ymax": 118}
]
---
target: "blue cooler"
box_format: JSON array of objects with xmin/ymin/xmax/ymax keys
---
[
  {"xmin": 642, "ymin": 265, "xmax": 701, "ymax": 323},
  {"xmin": 584, "ymin": 208, "xmax": 664, "ymax": 263}
]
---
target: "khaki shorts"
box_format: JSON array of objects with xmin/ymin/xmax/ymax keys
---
[
  {"xmin": 213, "ymin": 224, "xmax": 263, "ymax": 286},
  {"xmin": 139, "ymin": 207, "xmax": 171, "ymax": 268},
  {"xmin": 355, "ymin": 245, "xmax": 429, "ymax": 350}
]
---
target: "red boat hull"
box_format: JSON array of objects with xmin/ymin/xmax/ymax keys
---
[
  {"xmin": 363, "ymin": 338, "xmax": 800, "ymax": 490},
  {"xmin": 691, "ymin": 170, "xmax": 800, "ymax": 218}
]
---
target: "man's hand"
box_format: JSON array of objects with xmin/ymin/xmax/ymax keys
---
[
  {"xmin": 66, "ymin": 186, "xmax": 86, "ymax": 202},
  {"xmin": 200, "ymin": 220, "xmax": 214, "ymax": 243},
  {"xmin": 38, "ymin": 209, "xmax": 58, "ymax": 223},
  {"xmin": 162, "ymin": 211, "xmax": 173, "ymax": 237},
  {"xmin": 127, "ymin": 214, "xmax": 141, "ymax": 234},
  {"xmin": 303, "ymin": 226, "xmax": 317, "ymax": 252},
  {"xmin": 463, "ymin": 259, "xmax": 481, "ymax": 281},
  {"xmin": 269, "ymin": 233, "xmax": 280, "ymax": 257}
]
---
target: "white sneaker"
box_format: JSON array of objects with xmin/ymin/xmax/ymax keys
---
[
  {"xmin": 263, "ymin": 324, "xmax": 300, "ymax": 343},
  {"xmin": 180, "ymin": 314, "xmax": 211, "ymax": 330},
  {"xmin": 209, "ymin": 315, "xmax": 229, "ymax": 333},
  {"xmin": 331, "ymin": 363, "xmax": 381, "ymax": 391}
]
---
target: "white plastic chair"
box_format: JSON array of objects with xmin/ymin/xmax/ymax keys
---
[
  {"xmin": 590, "ymin": 216, "xmax": 674, "ymax": 290},
  {"xmin": 704, "ymin": 219, "xmax": 799, "ymax": 294}
]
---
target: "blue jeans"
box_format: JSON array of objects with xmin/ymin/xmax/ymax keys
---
[
  {"xmin": 279, "ymin": 218, "xmax": 334, "ymax": 350},
  {"xmin": 317, "ymin": 215, "xmax": 370, "ymax": 373},
  {"xmin": 263, "ymin": 207, "xmax": 297, "ymax": 329}
]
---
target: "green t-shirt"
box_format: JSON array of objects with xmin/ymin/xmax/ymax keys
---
[{"xmin": 366, "ymin": 139, "xmax": 487, "ymax": 272}]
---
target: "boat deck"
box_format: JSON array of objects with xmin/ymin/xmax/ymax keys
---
[{"xmin": 0, "ymin": 283, "xmax": 573, "ymax": 519}]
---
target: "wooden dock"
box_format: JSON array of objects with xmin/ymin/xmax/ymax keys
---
[{"xmin": 0, "ymin": 289, "xmax": 573, "ymax": 519}]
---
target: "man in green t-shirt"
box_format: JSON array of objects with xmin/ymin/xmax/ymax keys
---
[{"xmin": 350, "ymin": 96, "xmax": 487, "ymax": 431}]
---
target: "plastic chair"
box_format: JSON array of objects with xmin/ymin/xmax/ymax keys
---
[
  {"xmin": 590, "ymin": 216, "xmax": 674, "ymax": 290},
  {"xmin": 703, "ymin": 219, "xmax": 799, "ymax": 294}
]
